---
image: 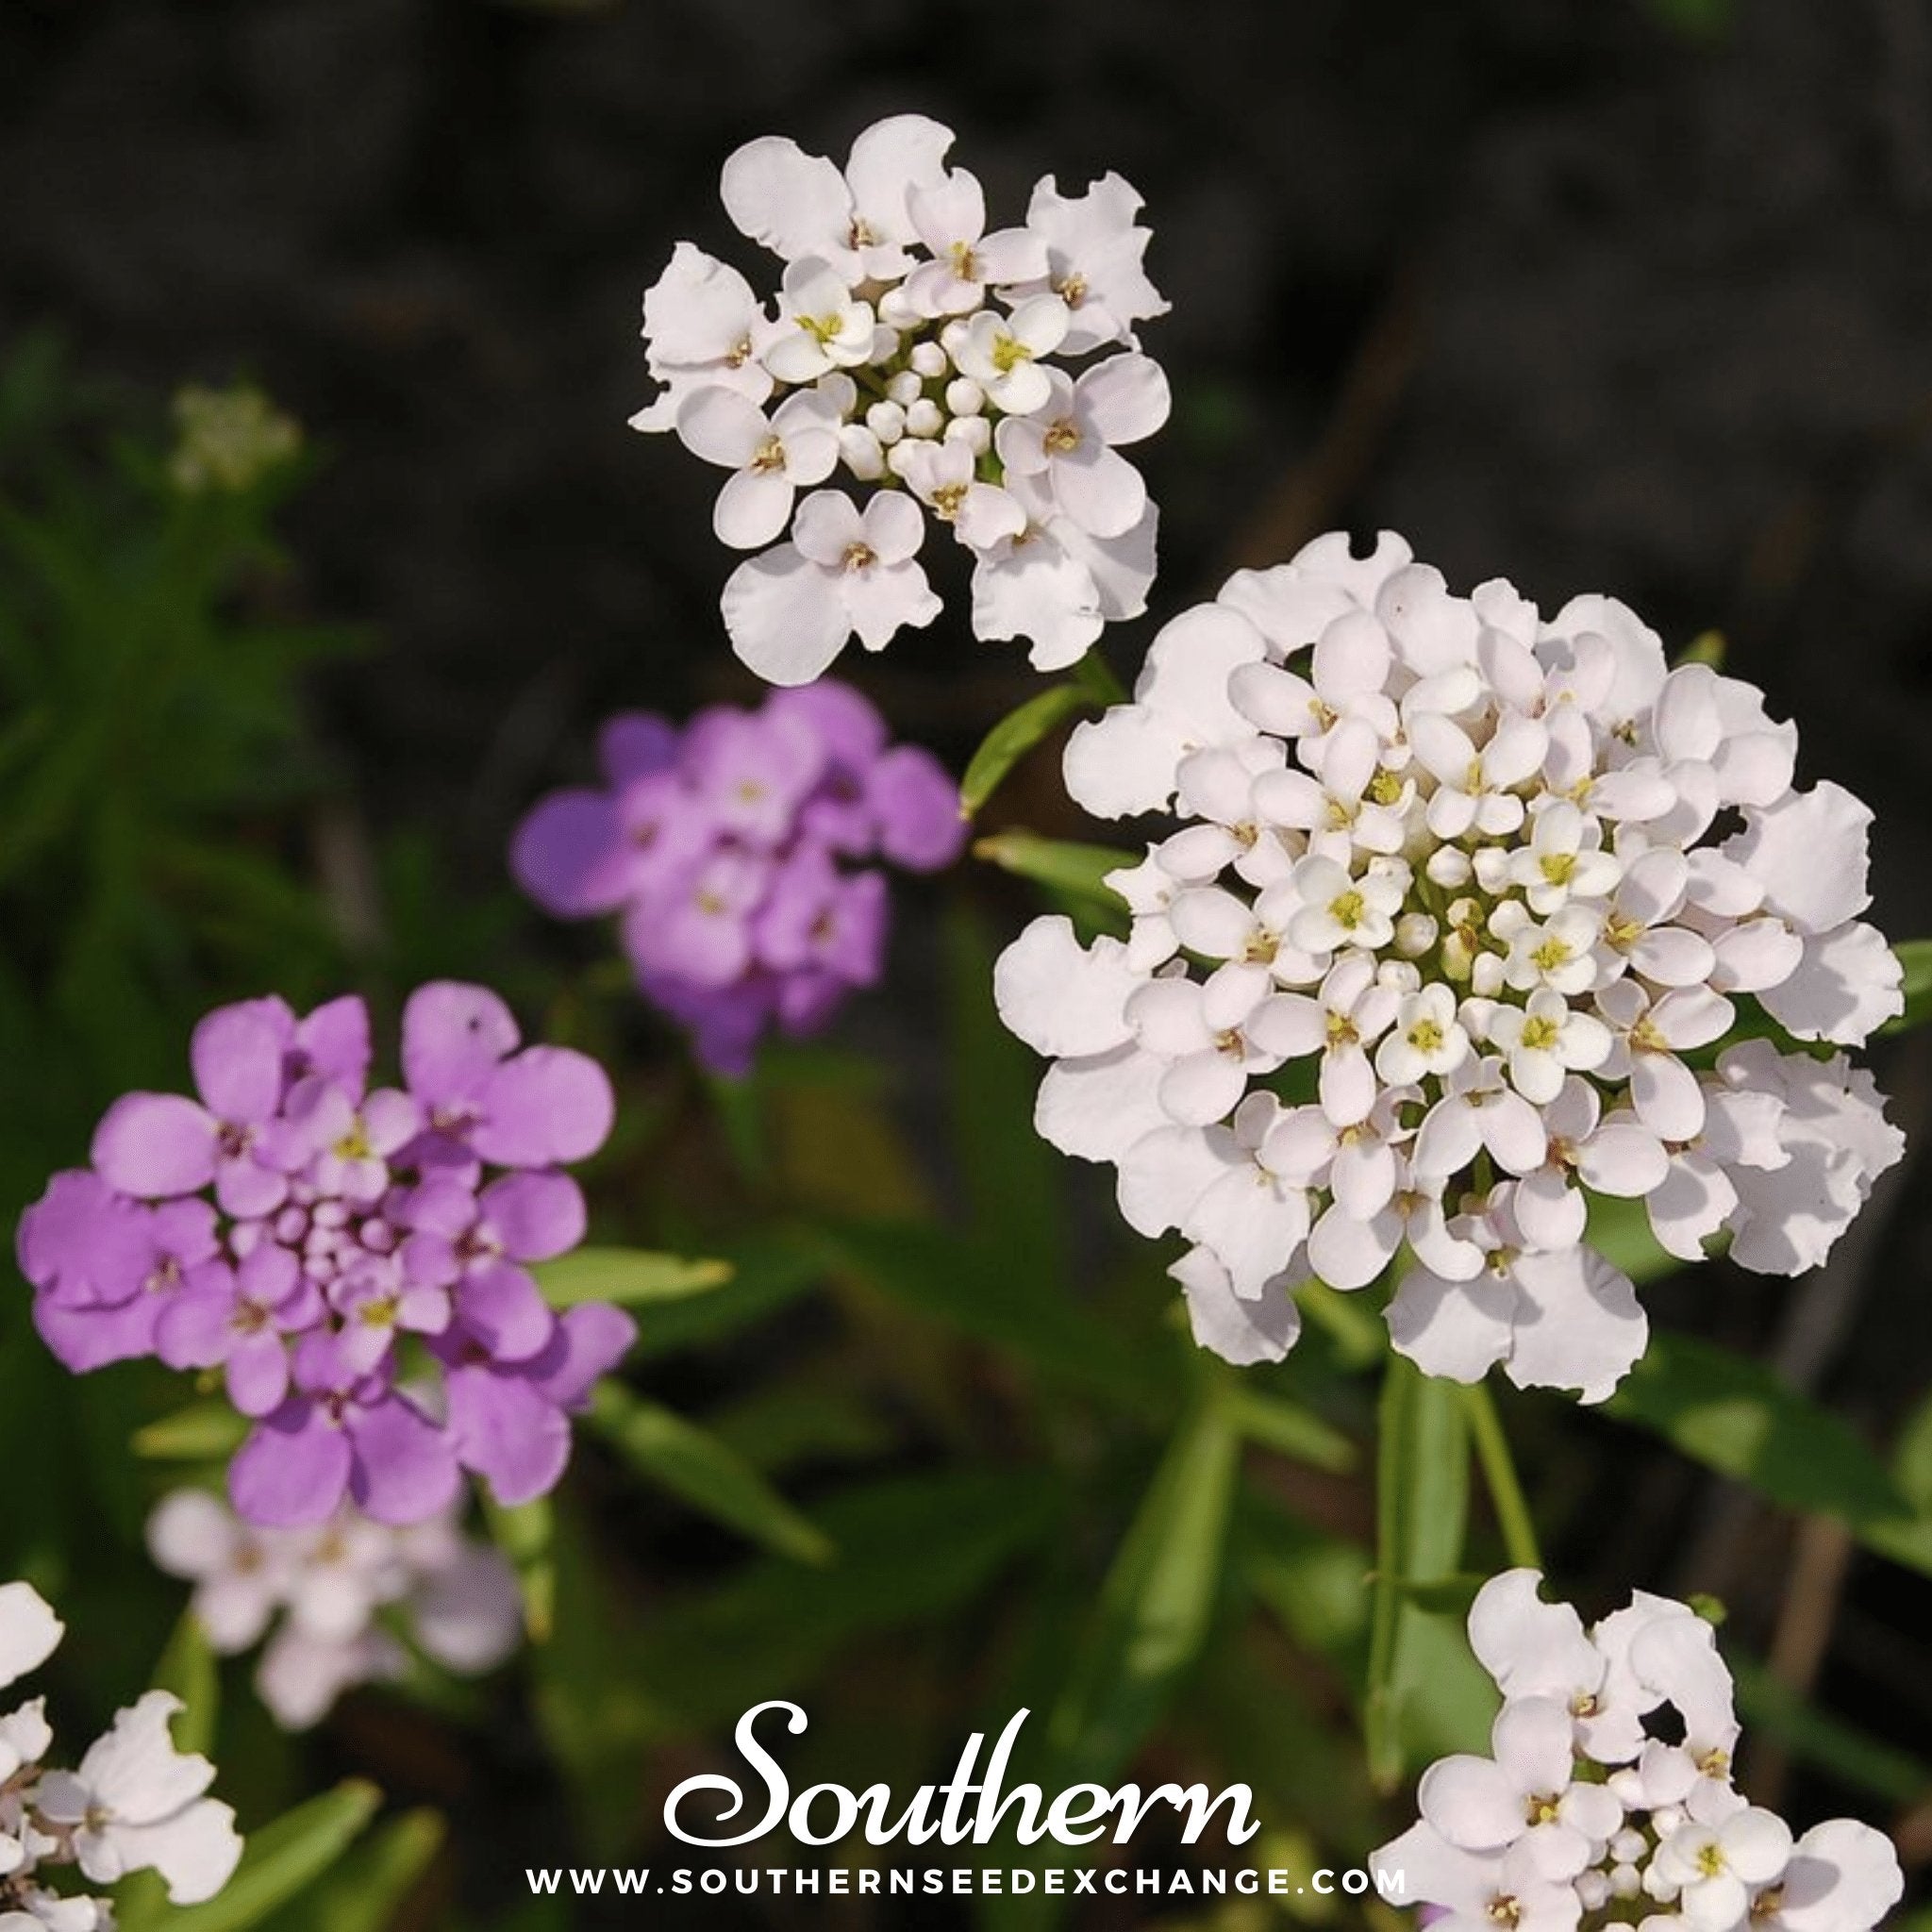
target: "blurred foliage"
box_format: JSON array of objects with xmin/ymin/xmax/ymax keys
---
[{"xmin": 3, "ymin": 333, "xmax": 1931, "ymax": 1932}]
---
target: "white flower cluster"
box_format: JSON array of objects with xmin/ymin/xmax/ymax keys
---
[
  {"xmin": 632, "ymin": 115, "xmax": 1170, "ymax": 684},
  {"xmin": 994, "ymin": 532, "xmax": 1904, "ymax": 1399},
  {"xmin": 1373, "ymin": 1572, "xmax": 1903, "ymax": 1932},
  {"xmin": 0, "ymin": 1578, "xmax": 241, "ymax": 1925},
  {"xmin": 147, "ymin": 1490, "xmax": 523, "ymax": 1732}
]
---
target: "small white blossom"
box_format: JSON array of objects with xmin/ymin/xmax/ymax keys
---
[
  {"xmin": 146, "ymin": 1491, "xmax": 523, "ymax": 1734},
  {"xmin": 1377, "ymin": 1574, "xmax": 1902, "ymax": 1932},
  {"xmin": 639, "ymin": 117, "xmax": 1169, "ymax": 674},
  {"xmin": 997, "ymin": 527, "xmax": 1899, "ymax": 1385},
  {"xmin": 721, "ymin": 491, "xmax": 941, "ymax": 686}
]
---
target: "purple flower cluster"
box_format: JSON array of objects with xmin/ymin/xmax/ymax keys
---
[
  {"xmin": 17, "ymin": 985, "xmax": 635, "ymax": 1528},
  {"xmin": 510, "ymin": 682, "xmax": 965, "ymax": 1074}
]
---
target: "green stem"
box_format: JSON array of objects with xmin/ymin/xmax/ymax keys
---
[
  {"xmin": 1073, "ymin": 647, "xmax": 1126, "ymax": 708},
  {"xmin": 1463, "ymin": 1378, "xmax": 1542, "ymax": 1571}
]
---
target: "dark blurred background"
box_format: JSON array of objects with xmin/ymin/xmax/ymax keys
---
[{"xmin": 4, "ymin": 0, "xmax": 1932, "ymax": 1923}]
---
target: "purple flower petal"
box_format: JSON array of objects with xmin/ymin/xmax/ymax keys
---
[
  {"xmin": 230, "ymin": 1401, "xmax": 353, "ymax": 1527},
  {"xmin": 454, "ymin": 1260, "xmax": 557, "ymax": 1364},
  {"xmin": 765, "ymin": 681, "xmax": 888, "ymax": 767},
  {"xmin": 292, "ymin": 994, "xmax": 372, "ymax": 1093},
  {"xmin": 402, "ymin": 982, "xmax": 521, "ymax": 1107},
  {"xmin": 480, "ymin": 1171, "xmax": 586, "ymax": 1262},
  {"xmin": 92, "ymin": 1093, "xmax": 218, "ymax": 1199},
  {"xmin": 214, "ymin": 1150, "xmax": 289, "ymax": 1221},
  {"xmin": 33, "ymin": 1292, "xmax": 163, "ymax": 1372},
  {"xmin": 530, "ymin": 1303, "xmax": 638, "ymax": 1409},
  {"xmin": 444, "ymin": 1364, "xmax": 572, "ymax": 1507},
  {"xmin": 346, "ymin": 1394, "xmax": 461, "ymax": 1524},
  {"xmin": 598, "ymin": 711, "xmax": 679, "ymax": 785},
  {"xmin": 867, "ymin": 745, "xmax": 967, "ymax": 871},
  {"xmin": 17, "ymin": 1173, "xmax": 153, "ymax": 1305},
  {"xmin": 510, "ymin": 790, "xmax": 632, "ymax": 917},
  {"xmin": 225, "ymin": 1331, "xmax": 291, "ymax": 1417},
  {"xmin": 191, "ymin": 1001, "xmax": 289, "ymax": 1124},
  {"xmin": 472, "ymin": 1048, "xmax": 614, "ymax": 1167},
  {"xmin": 154, "ymin": 1285, "xmax": 239, "ymax": 1371}
]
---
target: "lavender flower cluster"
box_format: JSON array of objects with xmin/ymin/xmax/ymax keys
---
[
  {"xmin": 511, "ymin": 682, "xmax": 965, "ymax": 1074},
  {"xmin": 17, "ymin": 984, "xmax": 635, "ymax": 1527}
]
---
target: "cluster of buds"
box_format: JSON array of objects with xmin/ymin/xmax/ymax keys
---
[
  {"xmin": 633, "ymin": 114, "xmax": 1170, "ymax": 682},
  {"xmin": 1374, "ymin": 1573, "xmax": 1904, "ymax": 1932}
]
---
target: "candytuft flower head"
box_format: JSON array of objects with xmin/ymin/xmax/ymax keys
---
[
  {"xmin": 510, "ymin": 682, "xmax": 966, "ymax": 1075},
  {"xmin": 146, "ymin": 1489, "xmax": 524, "ymax": 1730},
  {"xmin": 633, "ymin": 115, "xmax": 1169, "ymax": 681},
  {"xmin": 1374, "ymin": 1570, "xmax": 1903, "ymax": 1932},
  {"xmin": 995, "ymin": 531, "xmax": 1904, "ymax": 1399},
  {"xmin": 18, "ymin": 985, "xmax": 637, "ymax": 1527},
  {"xmin": 0, "ymin": 1576, "xmax": 242, "ymax": 1914}
]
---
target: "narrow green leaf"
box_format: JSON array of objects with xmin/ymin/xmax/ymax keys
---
[
  {"xmin": 151, "ymin": 1607, "xmax": 220, "ymax": 1759},
  {"xmin": 1230, "ymin": 1390, "xmax": 1357, "ymax": 1474},
  {"xmin": 1607, "ymin": 1331, "xmax": 1909, "ymax": 1529},
  {"xmin": 589, "ymin": 1382, "xmax": 833, "ymax": 1566},
  {"xmin": 1893, "ymin": 1390, "xmax": 1932, "ymax": 1513},
  {"xmin": 295, "ymin": 1808, "xmax": 446, "ymax": 1932},
  {"xmin": 120, "ymin": 1781, "xmax": 381, "ymax": 1932},
  {"xmin": 1367, "ymin": 1355, "xmax": 1478, "ymax": 1790},
  {"xmin": 1882, "ymin": 938, "xmax": 1932, "ymax": 1037},
  {"xmin": 628, "ymin": 1233, "xmax": 824, "ymax": 1358},
  {"xmin": 959, "ymin": 683, "xmax": 1089, "ymax": 817},
  {"xmin": 485, "ymin": 1493, "xmax": 556, "ymax": 1642},
  {"xmin": 971, "ymin": 829, "xmax": 1135, "ymax": 911},
  {"xmin": 133, "ymin": 1401, "xmax": 249, "ymax": 1460},
  {"xmin": 532, "ymin": 1246, "xmax": 731, "ymax": 1309},
  {"xmin": 1045, "ymin": 1378, "xmax": 1241, "ymax": 1786}
]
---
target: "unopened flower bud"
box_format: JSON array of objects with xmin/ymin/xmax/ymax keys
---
[
  {"xmin": 1470, "ymin": 951, "xmax": 1505, "ymax": 998},
  {"xmin": 864, "ymin": 401, "xmax": 906, "ymax": 445},
  {"xmin": 1394, "ymin": 912, "xmax": 1438, "ymax": 958},
  {"xmin": 1609, "ymin": 1865, "xmax": 1641, "ymax": 1900},
  {"xmin": 944, "ymin": 415, "xmax": 991, "ymax": 455},
  {"xmin": 908, "ymin": 341, "xmax": 948, "ymax": 379},
  {"xmin": 944, "ymin": 376, "xmax": 985, "ymax": 416},
  {"xmin": 886, "ymin": 370, "xmax": 923, "ymax": 408},
  {"xmin": 837, "ymin": 424, "xmax": 884, "ymax": 479},
  {"xmin": 905, "ymin": 398, "xmax": 943, "ymax": 439},
  {"xmin": 1425, "ymin": 846, "xmax": 1474, "ymax": 889},
  {"xmin": 877, "ymin": 287, "xmax": 921, "ymax": 331}
]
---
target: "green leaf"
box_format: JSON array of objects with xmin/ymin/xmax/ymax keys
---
[
  {"xmin": 589, "ymin": 1382, "xmax": 833, "ymax": 1566},
  {"xmin": 1366, "ymin": 1356, "xmax": 1482, "ymax": 1790},
  {"xmin": 959, "ymin": 683, "xmax": 1089, "ymax": 818},
  {"xmin": 119, "ymin": 1781, "xmax": 381, "ymax": 1932},
  {"xmin": 295, "ymin": 1809, "xmax": 444, "ymax": 1932},
  {"xmin": 1894, "ymin": 1390, "xmax": 1932, "ymax": 1513},
  {"xmin": 532, "ymin": 1246, "xmax": 731, "ymax": 1308},
  {"xmin": 971, "ymin": 829, "xmax": 1135, "ymax": 913},
  {"xmin": 813, "ymin": 1219, "xmax": 1168, "ymax": 1408},
  {"xmin": 1607, "ymin": 1331, "xmax": 1909, "ymax": 1530},
  {"xmin": 1045, "ymin": 1377, "xmax": 1241, "ymax": 1787},
  {"xmin": 133, "ymin": 1401, "xmax": 249, "ymax": 1460},
  {"xmin": 632, "ymin": 1468, "xmax": 1066, "ymax": 1734},
  {"xmin": 151, "ymin": 1607, "xmax": 220, "ymax": 1758},
  {"xmin": 1586, "ymin": 1193, "xmax": 1684, "ymax": 1286},
  {"xmin": 627, "ymin": 1232, "xmax": 824, "ymax": 1358},
  {"xmin": 1882, "ymin": 938, "xmax": 1932, "ymax": 1037},
  {"xmin": 1229, "ymin": 1389, "xmax": 1357, "ymax": 1474},
  {"xmin": 485, "ymin": 1493, "xmax": 556, "ymax": 1642}
]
